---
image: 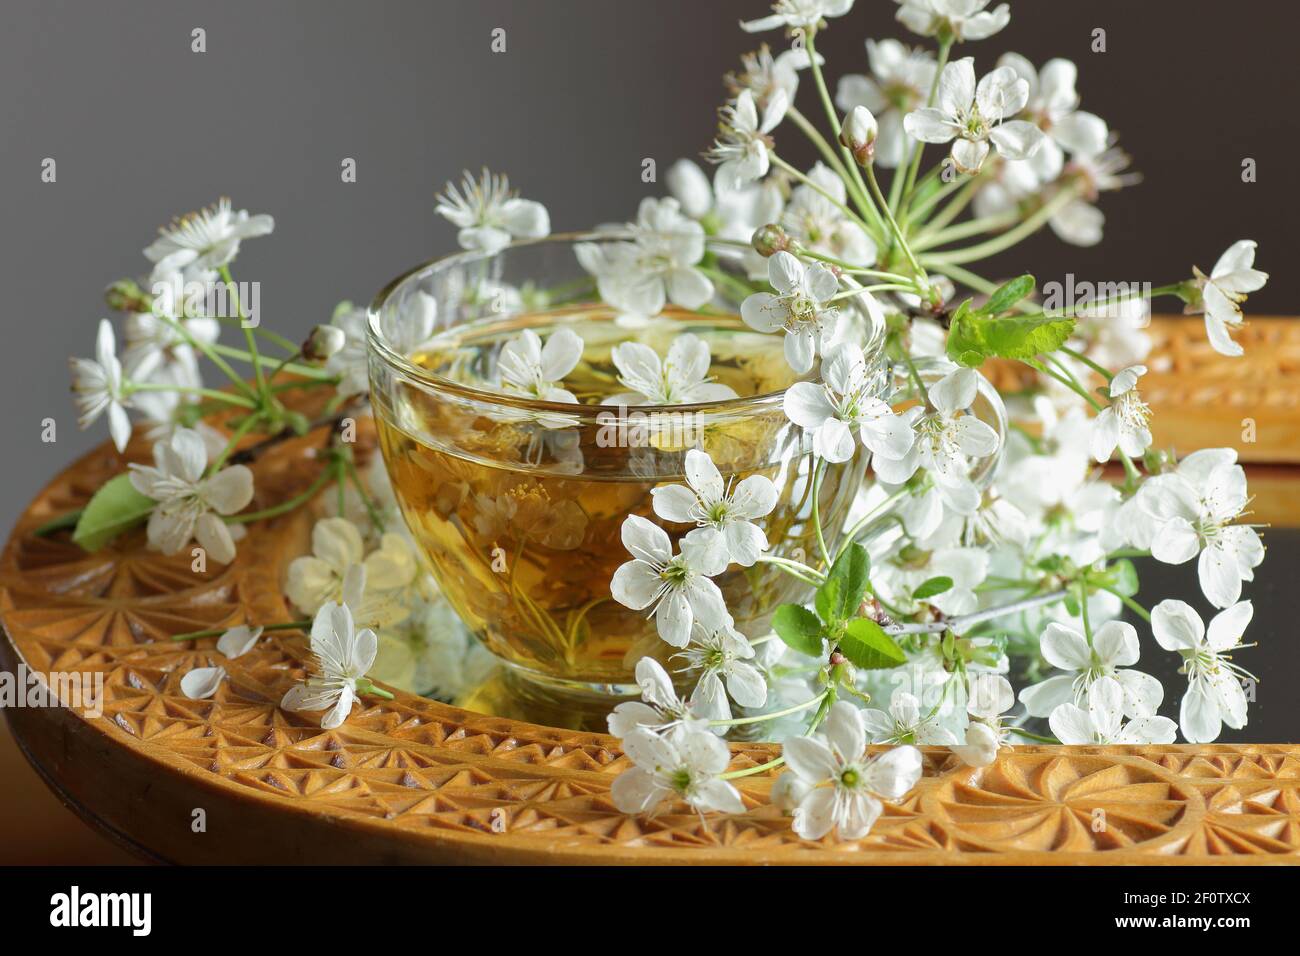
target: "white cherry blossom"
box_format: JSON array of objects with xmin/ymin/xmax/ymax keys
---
[
  {"xmin": 143, "ymin": 198, "xmax": 274, "ymax": 280},
  {"xmin": 280, "ymin": 601, "xmax": 380, "ymax": 730},
  {"xmin": 1048, "ymin": 676, "xmax": 1177, "ymax": 745},
  {"xmin": 778, "ymin": 701, "xmax": 923, "ymax": 841},
  {"xmin": 1152, "ymin": 599, "xmax": 1255, "ymax": 743},
  {"xmin": 497, "ymin": 327, "xmax": 583, "ymax": 403},
  {"xmin": 70, "ymin": 319, "xmax": 158, "ymax": 453},
  {"xmin": 1090, "ymin": 364, "xmax": 1152, "ymax": 463},
  {"xmin": 665, "ymin": 158, "xmax": 784, "ymax": 279},
  {"xmin": 877, "ymin": 545, "xmax": 989, "ymax": 617},
  {"xmin": 781, "ymin": 162, "xmax": 877, "ymax": 267},
  {"xmin": 996, "ymin": 54, "xmax": 1108, "ymax": 180},
  {"xmin": 783, "ymin": 343, "xmax": 916, "ymax": 464},
  {"xmin": 680, "ymin": 623, "xmax": 768, "ymax": 722},
  {"xmin": 576, "ymin": 198, "xmax": 714, "ymax": 315},
  {"xmin": 706, "ymin": 89, "xmax": 788, "ymax": 193},
  {"xmin": 1020, "ymin": 620, "xmax": 1162, "ymax": 719},
  {"xmin": 607, "ymin": 657, "xmax": 703, "ymax": 737},
  {"xmin": 872, "ymin": 366, "xmax": 1000, "ymax": 511},
  {"xmin": 951, "ymin": 673, "xmax": 1014, "ymax": 766},
  {"xmin": 434, "ymin": 168, "xmax": 550, "ymax": 255},
  {"xmin": 651, "ymin": 449, "xmax": 777, "ymax": 567},
  {"xmin": 609, "ymin": 333, "xmax": 738, "ymax": 405},
  {"xmin": 741, "ymin": 251, "xmax": 844, "ymax": 374},
  {"xmin": 611, "ymin": 725, "xmax": 745, "ymax": 816},
  {"xmin": 1138, "ymin": 450, "xmax": 1264, "ymax": 608},
  {"xmin": 329, "ymin": 292, "xmax": 438, "ymax": 398},
  {"xmin": 903, "ymin": 57, "xmax": 1044, "ymax": 174},
  {"xmin": 836, "ymin": 39, "xmax": 937, "ymax": 167},
  {"xmin": 1048, "ymin": 145, "xmax": 1140, "ymax": 246},
  {"xmin": 128, "ymin": 427, "xmax": 253, "ymax": 564},
  {"xmin": 741, "ymin": 0, "xmax": 855, "ymax": 34},
  {"xmin": 895, "ymin": 0, "xmax": 1010, "ymax": 42},
  {"xmin": 610, "ymin": 515, "xmax": 730, "ymax": 648},
  {"xmin": 862, "ymin": 688, "xmax": 957, "ymax": 745},
  {"xmin": 285, "ymin": 518, "xmax": 418, "ymax": 627},
  {"xmin": 1190, "ymin": 240, "xmax": 1268, "ymax": 357},
  {"xmin": 727, "ymin": 43, "xmax": 819, "ymax": 110}
]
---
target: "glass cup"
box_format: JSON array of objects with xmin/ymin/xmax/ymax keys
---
[{"xmin": 367, "ymin": 233, "xmax": 887, "ymax": 721}]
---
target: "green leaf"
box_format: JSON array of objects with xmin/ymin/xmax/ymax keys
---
[
  {"xmin": 947, "ymin": 300, "xmax": 1075, "ymax": 367},
  {"xmin": 72, "ymin": 473, "xmax": 156, "ymax": 552},
  {"xmin": 945, "ymin": 300, "xmax": 984, "ymax": 368},
  {"xmin": 981, "ymin": 314, "xmax": 1076, "ymax": 360},
  {"xmin": 817, "ymin": 544, "xmax": 870, "ymax": 624},
  {"xmin": 1109, "ymin": 558, "xmax": 1140, "ymax": 597},
  {"xmin": 838, "ymin": 618, "xmax": 906, "ymax": 670},
  {"xmin": 978, "ymin": 274, "xmax": 1035, "ymax": 317},
  {"xmin": 913, "ymin": 576, "xmax": 954, "ymax": 600},
  {"xmin": 771, "ymin": 604, "xmax": 825, "ymax": 657}
]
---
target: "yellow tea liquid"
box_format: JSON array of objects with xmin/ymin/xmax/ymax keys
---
[{"xmin": 374, "ymin": 306, "xmax": 866, "ymax": 691}]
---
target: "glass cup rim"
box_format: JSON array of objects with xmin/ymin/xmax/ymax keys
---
[{"xmin": 367, "ymin": 230, "xmax": 868, "ymax": 419}]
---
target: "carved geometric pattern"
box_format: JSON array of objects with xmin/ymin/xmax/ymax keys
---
[{"xmin": 3, "ymin": 332, "xmax": 1300, "ymax": 864}]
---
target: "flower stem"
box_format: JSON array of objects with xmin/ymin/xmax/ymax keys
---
[
  {"xmin": 755, "ymin": 554, "xmax": 826, "ymax": 587},
  {"xmin": 835, "ymin": 486, "xmax": 911, "ymax": 560},
  {"xmin": 905, "ymin": 173, "xmax": 968, "ymax": 227},
  {"xmin": 1025, "ymin": 358, "xmax": 1103, "ymax": 411},
  {"xmin": 153, "ymin": 313, "xmax": 257, "ymax": 398},
  {"xmin": 212, "ymin": 316, "xmax": 299, "ymax": 354},
  {"xmin": 771, "ymin": 155, "xmax": 878, "ymax": 244},
  {"xmin": 1079, "ymin": 580, "xmax": 1093, "ymax": 642},
  {"xmin": 32, "ymin": 509, "xmax": 83, "ymax": 537},
  {"xmin": 1061, "ymin": 345, "xmax": 1114, "ymax": 382},
  {"xmin": 171, "ymin": 619, "xmax": 311, "ymax": 641},
  {"xmin": 914, "ymin": 210, "xmax": 1020, "ymax": 251},
  {"xmin": 1103, "ymin": 587, "xmax": 1152, "ymax": 623},
  {"xmin": 719, "ymin": 755, "xmax": 786, "ymax": 780},
  {"xmin": 803, "ymin": 31, "xmax": 881, "ymax": 232},
  {"xmin": 1007, "ymin": 727, "xmax": 1059, "ymax": 744},
  {"xmin": 794, "ymin": 246, "xmax": 914, "ymax": 284},
  {"xmin": 901, "ymin": 350, "xmax": 931, "ymax": 406},
  {"xmin": 886, "ymin": 589, "xmax": 1068, "ymax": 636},
  {"xmin": 127, "ymin": 381, "xmax": 258, "ymax": 409},
  {"xmin": 220, "ymin": 265, "xmax": 270, "ymax": 405},
  {"xmin": 786, "ymin": 105, "xmax": 884, "ymax": 240},
  {"xmin": 864, "ymin": 162, "xmax": 926, "ymax": 281},
  {"xmin": 710, "ymin": 690, "xmax": 828, "ymax": 729},
  {"xmin": 342, "ymin": 453, "xmax": 386, "ymax": 533},
  {"xmin": 921, "ymin": 186, "xmax": 1082, "ymax": 265},
  {"xmin": 208, "ymin": 344, "xmax": 336, "ymax": 380},
  {"xmin": 209, "ymin": 413, "xmax": 261, "ymax": 473},
  {"xmin": 809, "ymin": 459, "xmax": 831, "ymax": 570},
  {"xmin": 894, "ymin": 35, "xmax": 952, "ymax": 216},
  {"xmin": 225, "ymin": 463, "xmax": 336, "ymax": 524}
]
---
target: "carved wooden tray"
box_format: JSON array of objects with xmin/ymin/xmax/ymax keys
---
[{"xmin": 3, "ymin": 317, "xmax": 1299, "ymax": 865}]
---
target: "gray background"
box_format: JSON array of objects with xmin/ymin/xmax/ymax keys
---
[
  {"xmin": 0, "ymin": 0, "xmax": 1295, "ymax": 532},
  {"xmin": 0, "ymin": 4, "xmax": 1297, "ymax": 858}
]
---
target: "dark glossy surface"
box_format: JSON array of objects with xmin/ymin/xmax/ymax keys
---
[{"xmin": 1129, "ymin": 530, "xmax": 1298, "ymax": 743}]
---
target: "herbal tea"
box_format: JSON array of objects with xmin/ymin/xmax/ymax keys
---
[{"xmin": 374, "ymin": 306, "xmax": 868, "ymax": 690}]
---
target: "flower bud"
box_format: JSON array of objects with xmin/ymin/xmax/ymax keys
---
[
  {"xmin": 1143, "ymin": 446, "xmax": 1172, "ymax": 475},
  {"xmin": 751, "ymin": 223, "xmax": 790, "ymax": 258},
  {"xmin": 303, "ymin": 324, "xmax": 346, "ymax": 362},
  {"xmin": 839, "ymin": 106, "xmax": 878, "ymax": 166},
  {"xmin": 105, "ymin": 278, "xmax": 152, "ymax": 314},
  {"xmin": 770, "ymin": 772, "xmax": 811, "ymax": 812}
]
